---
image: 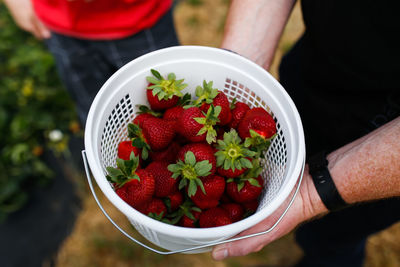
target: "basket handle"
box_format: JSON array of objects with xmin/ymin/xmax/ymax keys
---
[{"xmin": 82, "ymin": 150, "xmax": 304, "ymax": 255}]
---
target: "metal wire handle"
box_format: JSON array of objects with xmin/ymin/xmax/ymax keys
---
[{"xmin": 82, "ymin": 150, "xmax": 304, "ymax": 255}]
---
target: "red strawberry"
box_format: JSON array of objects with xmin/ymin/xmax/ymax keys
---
[
  {"xmin": 164, "ymin": 190, "xmax": 183, "ymax": 212},
  {"xmin": 238, "ymin": 107, "xmax": 276, "ymax": 140},
  {"xmin": 106, "ymin": 156, "xmax": 155, "ymax": 210},
  {"xmin": 190, "ymin": 174, "xmax": 225, "ymax": 210},
  {"xmin": 221, "ymin": 203, "xmax": 244, "ymax": 222},
  {"xmin": 141, "ymin": 117, "xmax": 175, "ymax": 151},
  {"xmin": 117, "ymin": 140, "xmax": 141, "ymax": 161},
  {"xmin": 163, "ymin": 106, "xmax": 184, "ymax": 131},
  {"xmin": 176, "ymin": 143, "xmax": 217, "ymax": 175},
  {"xmin": 149, "ymin": 141, "xmax": 181, "ymax": 163},
  {"xmin": 226, "ymin": 175, "xmax": 264, "ymax": 203},
  {"xmin": 194, "ymin": 81, "xmax": 232, "ymax": 126},
  {"xmin": 133, "ymin": 105, "xmax": 162, "ymax": 127},
  {"xmin": 179, "ymin": 211, "xmax": 201, "ymax": 228},
  {"xmin": 146, "ymin": 161, "xmax": 178, "ymax": 197},
  {"xmin": 242, "ymin": 200, "xmax": 260, "ymax": 213},
  {"xmin": 146, "ymin": 69, "xmax": 187, "ymax": 111},
  {"xmin": 141, "ymin": 198, "xmax": 167, "ymax": 220},
  {"xmin": 166, "ymin": 200, "xmax": 201, "ymax": 227},
  {"xmin": 215, "ymin": 129, "xmax": 257, "ymax": 178},
  {"xmin": 199, "ymin": 207, "xmax": 232, "ymax": 228},
  {"xmin": 133, "ymin": 113, "xmax": 157, "ymax": 128},
  {"xmin": 177, "ymin": 106, "xmax": 220, "ymax": 144},
  {"xmin": 228, "ymin": 100, "xmax": 250, "ymax": 129},
  {"xmin": 168, "ymin": 151, "xmax": 213, "ymax": 198}
]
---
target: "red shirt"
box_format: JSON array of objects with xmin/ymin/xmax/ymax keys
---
[{"xmin": 32, "ymin": 0, "xmax": 172, "ymax": 40}]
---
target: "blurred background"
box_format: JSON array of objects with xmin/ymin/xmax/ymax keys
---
[{"xmin": 0, "ymin": 0, "xmax": 399, "ymax": 266}]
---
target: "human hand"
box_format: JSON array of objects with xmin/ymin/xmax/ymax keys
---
[
  {"xmin": 212, "ymin": 167, "xmax": 328, "ymax": 260},
  {"xmin": 4, "ymin": 0, "xmax": 51, "ymax": 39}
]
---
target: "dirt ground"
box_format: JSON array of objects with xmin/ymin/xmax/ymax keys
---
[{"xmin": 55, "ymin": 1, "xmax": 400, "ymax": 266}]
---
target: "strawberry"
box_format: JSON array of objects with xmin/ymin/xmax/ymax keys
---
[
  {"xmin": 146, "ymin": 161, "xmax": 178, "ymax": 197},
  {"xmin": 132, "ymin": 105, "xmax": 161, "ymax": 127},
  {"xmin": 238, "ymin": 107, "xmax": 276, "ymax": 140},
  {"xmin": 163, "ymin": 105, "xmax": 184, "ymax": 131},
  {"xmin": 193, "ymin": 80, "xmax": 232, "ymax": 126},
  {"xmin": 164, "ymin": 190, "xmax": 183, "ymax": 212},
  {"xmin": 168, "ymin": 150, "xmax": 213, "ymax": 198},
  {"xmin": 226, "ymin": 160, "xmax": 264, "ymax": 203},
  {"xmin": 127, "ymin": 123, "xmax": 151, "ymax": 160},
  {"xmin": 221, "ymin": 203, "xmax": 244, "ymax": 222},
  {"xmin": 141, "ymin": 117, "xmax": 175, "ymax": 151},
  {"xmin": 190, "ymin": 174, "xmax": 225, "ymax": 210},
  {"xmin": 242, "ymin": 200, "xmax": 260, "ymax": 214},
  {"xmin": 133, "ymin": 113, "xmax": 157, "ymax": 128},
  {"xmin": 177, "ymin": 143, "xmax": 217, "ymax": 175},
  {"xmin": 141, "ymin": 198, "xmax": 167, "ymax": 220},
  {"xmin": 146, "ymin": 69, "xmax": 187, "ymax": 111},
  {"xmin": 106, "ymin": 154, "xmax": 155, "ymax": 210},
  {"xmin": 180, "ymin": 209, "xmax": 201, "ymax": 228},
  {"xmin": 149, "ymin": 141, "xmax": 181, "ymax": 163},
  {"xmin": 117, "ymin": 140, "xmax": 141, "ymax": 161},
  {"xmin": 228, "ymin": 100, "xmax": 250, "ymax": 129},
  {"xmin": 214, "ymin": 129, "xmax": 257, "ymax": 178},
  {"xmin": 177, "ymin": 105, "xmax": 221, "ymax": 144},
  {"xmin": 199, "ymin": 207, "xmax": 232, "ymax": 228},
  {"xmin": 238, "ymin": 107, "xmax": 277, "ymax": 157}
]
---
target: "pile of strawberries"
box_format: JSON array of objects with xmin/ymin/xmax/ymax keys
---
[{"xmin": 106, "ymin": 69, "xmax": 277, "ymax": 228}]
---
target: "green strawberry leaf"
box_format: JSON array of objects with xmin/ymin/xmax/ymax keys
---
[{"xmin": 185, "ymin": 151, "xmax": 196, "ymax": 166}]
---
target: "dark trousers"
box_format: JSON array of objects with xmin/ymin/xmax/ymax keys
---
[
  {"xmin": 279, "ymin": 36, "xmax": 400, "ymax": 267},
  {"xmin": 45, "ymin": 9, "xmax": 180, "ymax": 124}
]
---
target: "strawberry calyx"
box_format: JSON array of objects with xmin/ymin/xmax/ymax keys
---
[
  {"xmin": 230, "ymin": 97, "xmax": 237, "ymax": 110},
  {"xmin": 164, "ymin": 200, "xmax": 201, "ymax": 225},
  {"xmin": 192, "ymin": 80, "xmax": 219, "ymax": 106},
  {"xmin": 244, "ymin": 129, "xmax": 277, "ymax": 158},
  {"xmin": 136, "ymin": 104, "xmax": 162, "ymax": 117},
  {"xmin": 127, "ymin": 123, "xmax": 151, "ymax": 160},
  {"xmin": 227, "ymin": 159, "xmax": 263, "ymax": 192},
  {"xmin": 168, "ymin": 151, "xmax": 212, "ymax": 197},
  {"xmin": 215, "ymin": 129, "xmax": 257, "ymax": 171},
  {"xmin": 194, "ymin": 104, "xmax": 221, "ymax": 144},
  {"xmin": 106, "ymin": 152, "xmax": 140, "ymax": 188},
  {"xmin": 146, "ymin": 69, "xmax": 187, "ymax": 101}
]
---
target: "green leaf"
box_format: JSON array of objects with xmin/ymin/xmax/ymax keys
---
[
  {"xmin": 248, "ymin": 178, "xmax": 261, "ymax": 187},
  {"xmin": 146, "ymin": 76, "xmax": 159, "ymax": 85},
  {"xmin": 106, "ymin": 167, "xmax": 123, "ymax": 178},
  {"xmin": 205, "ymin": 129, "xmax": 217, "ymax": 144},
  {"xmin": 194, "ymin": 160, "xmax": 212, "ymax": 176},
  {"xmin": 168, "ymin": 73, "xmax": 176, "ymax": 80},
  {"xmin": 185, "ymin": 151, "xmax": 196, "ymax": 166},
  {"xmin": 194, "ymin": 117, "xmax": 206, "ymax": 124},
  {"xmin": 188, "ymin": 180, "xmax": 198, "ymax": 197},
  {"xmin": 241, "ymin": 158, "xmax": 253, "ymax": 169},
  {"xmin": 237, "ymin": 182, "xmax": 245, "ymax": 192},
  {"xmin": 195, "ymin": 179, "xmax": 206, "ymax": 194},
  {"xmin": 179, "ymin": 179, "xmax": 188, "ymax": 190},
  {"xmin": 151, "ymin": 69, "xmax": 163, "ymax": 80}
]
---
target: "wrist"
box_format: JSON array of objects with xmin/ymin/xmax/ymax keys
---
[{"xmin": 299, "ymin": 166, "xmax": 329, "ymax": 221}]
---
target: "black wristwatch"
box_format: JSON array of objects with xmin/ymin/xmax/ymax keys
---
[{"xmin": 308, "ymin": 151, "xmax": 348, "ymax": 212}]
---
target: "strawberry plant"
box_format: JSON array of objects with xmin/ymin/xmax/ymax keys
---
[{"xmin": 0, "ymin": 6, "xmax": 79, "ymax": 221}]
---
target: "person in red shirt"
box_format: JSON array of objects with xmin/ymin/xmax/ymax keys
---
[{"xmin": 4, "ymin": 0, "xmax": 179, "ymax": 123}]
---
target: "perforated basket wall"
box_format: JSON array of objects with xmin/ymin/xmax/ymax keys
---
[{"xmin": 85, "ymin": 46, "xmax": 304, "ymax": 253}]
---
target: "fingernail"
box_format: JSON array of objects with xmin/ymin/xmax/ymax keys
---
[{"xmin": 212, "ymin": 247, "xmax": 228, "ymax": 260}]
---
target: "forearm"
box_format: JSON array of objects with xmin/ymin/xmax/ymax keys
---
[
  {"xmin": 221, "ymin": 0, "xmax": 296, "ymax": 70},
  {"xmin": 327, "ymin": 116, "xmax": 400, "ymax": 204}
]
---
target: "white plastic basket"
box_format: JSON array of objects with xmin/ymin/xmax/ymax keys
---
[{"xmin": 83, "ymin": 46, "xmax": 305, "ymax": 254}]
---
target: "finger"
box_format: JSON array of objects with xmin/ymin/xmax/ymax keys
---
[
  {"xmin": 212, "ymin": 233, "xmax": 270, "ymax": 260},
  {"xmin": 31, "ymin": 15, "xmax": 50, "ymax": 39},
  {"xmin": 35, "ymin": 19, "xmax": 51, "ymax": 39}
]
